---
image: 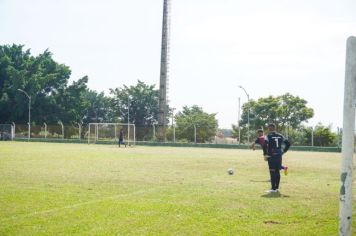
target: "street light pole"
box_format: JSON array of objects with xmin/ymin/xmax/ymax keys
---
[
  {"xmin": 238, "ymin": 97, "xmax": 241, "ymax": 144},
  {"xmin": 127, "ymin": 95, "xmax": 130, "ymax": 146},
  {"xmin": 17, "ymin": 89, "xmax": 31, "ymax": 140},
  {"xmin": 238, "ymin": 85, "xmax": 250, "ymax": 143}
]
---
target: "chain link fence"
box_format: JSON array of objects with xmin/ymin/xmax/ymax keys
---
[{"xmin": 2, "ymin": 123, "xmax": 342, "ymax": 147}]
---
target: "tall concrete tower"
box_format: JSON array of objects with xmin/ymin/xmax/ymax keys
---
[{"xmin": 158, "ymin": 0, "xmax": 171, "ymax": 141}]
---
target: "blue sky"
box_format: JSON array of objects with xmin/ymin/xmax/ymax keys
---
[{"xmin": 1, "ymin": 0, "xmax": 356, "ymax": 129}]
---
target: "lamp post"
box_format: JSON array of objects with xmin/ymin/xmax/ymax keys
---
[
  {"xmin": 17, "ymin": 89, "xmax": 31, "ymax": 140},
  {"xmin": 238, "ymin": 97, "xmax": 241, "ymax": 144},
  {"xmin": 238, "ymin": 85, "xmax": 250, "ymax": 143},
  {"xmin": 127, "ymin": 95, "xmax": 131, "ymax": 146}
]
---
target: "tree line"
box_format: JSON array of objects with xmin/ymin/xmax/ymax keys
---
[
  {"xmin": 0, "ymin": 44, "xmax": 338, "ymax": 145},
  {"xmin": 0, "ymin": 45, "xmax": 218, "ymax": 142},
  {"xmin": 231, "ymin": 91, "xmax": 338, "ymax": 146}
]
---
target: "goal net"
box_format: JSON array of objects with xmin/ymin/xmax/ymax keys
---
[
  {"xmin": 0, "ymin": 124, "xmax": 14, "ymax": 140},
  {"xmin": 88, "ymin": 123, "xmax": 135, "ymax": 145}
]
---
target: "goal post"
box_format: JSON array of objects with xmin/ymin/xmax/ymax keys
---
[
  {"xmin": 88, "ymin": 123, "xmax": 135, "ymax": 145},
  {"xmin": 0, "ymin": 124, "xmax": 14, "ymax": 140},
  {"xmin": 339, "ymin": 36, "xmax": 356, "ymax": 236}
]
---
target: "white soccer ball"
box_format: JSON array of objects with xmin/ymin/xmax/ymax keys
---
[{"xmin": 227, "ymin": 168, "xmax": 234, "ymax": 175}]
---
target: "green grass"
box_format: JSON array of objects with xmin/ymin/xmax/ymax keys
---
[{"xmin": 0, "ymin": 142, "xmax": 354, "ymax": 235}]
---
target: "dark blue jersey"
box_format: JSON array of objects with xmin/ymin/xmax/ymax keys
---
[
  {"xmin": 119, "ymin": 131, "xmax": 124, "ymax": 141},
  {"xmin": 265, "ymin": 132, "xmax": 291, "ymax": 156}
]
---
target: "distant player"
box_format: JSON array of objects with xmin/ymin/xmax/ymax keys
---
[
  {"xmin": 264, "ymin": 124, "xmax": 291, "ymax": 193},
  {"xmin": 251, "ymin": 129, "xmax": 268, "ymax": 159},
  {"xmin": 118, "ymin": 129, "xmax": 126, "ymax": 148},
  {"xmin": 252, "ymin": 129, "xmax": 289, "ymax": 175}
]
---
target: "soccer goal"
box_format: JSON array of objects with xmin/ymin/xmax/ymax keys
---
[
  {"xmin": 0, "ymin": 124, "xmax": 14, "ymax": 140},
  {"xmin": 88, "ymin": 123, "xmax": 135, "ymax": 145}
]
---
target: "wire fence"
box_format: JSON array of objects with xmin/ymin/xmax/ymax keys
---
[{"xmin": 0, "ymin": 123, "xmax": 342, "ymax": 147}]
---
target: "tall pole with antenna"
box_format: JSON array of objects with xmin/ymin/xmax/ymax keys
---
[{"xmin": 158, "ymin": 0, "xmax": 171, "ymax": 141}]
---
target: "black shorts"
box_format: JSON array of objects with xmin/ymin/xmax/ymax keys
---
[{"xmin": 268, "ymin": 155, "xmax": 282, "ymax": 171}]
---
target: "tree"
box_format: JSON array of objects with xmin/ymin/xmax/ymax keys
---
[
  {"xmin": 110, "ymin": 80, "xmax": 160, "ymax": 125},
  {"xmin": 82, "ymin": 90, "xmax": 113, "ymax": 124},
  {"xmin": 0, "ymin": 44, "xmax": 90, "ymax": 126},
  {"xmin": 175, "ymin": 105, "xmax": 218, "ymax": 143},
  {"xmin": 237, "ymin": 93, "xmax": 314, "ymax": 132},
  {"xmin": 110, "ymin": 80, "xmax": 162, "ymax": 140},
  {"xmin": 51, "ymin": 76, "xmax": 90, "ymax": 125},
  {"xmin": 313, "ymin": 123, "xmax": 337, "ymax": 147}
]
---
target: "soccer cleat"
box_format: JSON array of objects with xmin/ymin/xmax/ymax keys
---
[
  {"xmin": 284, "ymin": 166, "xmax": 288, "ymax": 176},
  {"xmin": 265, "ymin": 189, "xmax": 278, "ymax": 193}
]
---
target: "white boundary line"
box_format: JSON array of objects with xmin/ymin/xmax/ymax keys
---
[
  {"xmin": 1, "ymin": 175, "xmax": 223, "ymax": 223},
  {"xmin": 1, "ymin": 187, "xmax": 161, "ymax": 223}
]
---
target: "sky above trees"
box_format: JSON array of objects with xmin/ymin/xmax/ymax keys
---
[{"xmin": 1, "ymin": 0, "xmax": 356, "ymax": 129}]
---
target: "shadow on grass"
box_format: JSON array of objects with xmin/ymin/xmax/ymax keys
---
[
  {"xmin": 250, "ymin": 179, "xmax": 270, "ymax": 183},
  {"xmin": 261, "ymin": 192, "xmax": 290, "ymax": 198}
]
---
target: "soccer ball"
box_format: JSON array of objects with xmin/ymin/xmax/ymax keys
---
[{"xmin": 227, "ymin": 168, "xmax": 234, "ymax": 175}]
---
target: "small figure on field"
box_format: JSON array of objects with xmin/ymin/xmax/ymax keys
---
[{"xmin": 118, "ymin": 129, "xmax": 126, "ymax": 148}]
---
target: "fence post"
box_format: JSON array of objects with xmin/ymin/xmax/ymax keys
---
[
  {"xmin": 88, "ymin": 124, "xmax": 91, "ymax": 144},
  {"xmin": 153, "ymin": 124, "xmax": 156, "ymax": 141},
  {"xmin": 95, "ymin": 124, "xmax": 98, "ymax": 142},
  {"xmin": 194, "ymin": 125, "xmax": 197, "ymax": 144},
  {"xmin": 173, "ymin": 125, "xmax": 175, "ymax": 143},
  {"xmin": 58, "ymin": 121, "xmax": 64, "ymax": 139},
  {"xmin": 12, "ymin": 122, "xmax": 15, "ymax": 140},
  {"xmin": 133, "ymin": 124, "xmax": 136, "ymax": 145},
  {"xmin": 78, "ymin": 123, "xmax": 82, "ymax": 140},
  {"xmin": 114, "ymin": 124, "xmax": 117, "ymax": 141},
  {"xmin": 44, "ymin": 123, "xmax": 47, "ymax": 139}
]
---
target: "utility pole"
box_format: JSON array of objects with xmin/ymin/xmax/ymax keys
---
[{"xmin": 158, "ymin": 0, "xmax": 171, "ymax": 141}]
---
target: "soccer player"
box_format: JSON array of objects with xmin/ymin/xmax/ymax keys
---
[
  {"xmin": 118, "ymin": 129, "xmax": 126, "ymax": 148},
  {"xmin": 252, "ymin": 129, "xmax": 289, "ymax": 175},
  {"xmin": 264, "ymin": 124, "xmax": 291, "ymax": 193},
  {"xmin": 251, "ymin": 129, "xmax": 268, "ymax": 159}
]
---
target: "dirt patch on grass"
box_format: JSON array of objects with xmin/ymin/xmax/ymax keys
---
[{"xmin": 263, "ymin": 220, "xmax": 281, "ymax": 224}]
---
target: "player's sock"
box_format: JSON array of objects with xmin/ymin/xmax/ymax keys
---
[
  {"xmin": 270, "ymin": 170, "xmax": 277, "ymax": 190},
  {"xmin": 276, "ymin": 172, "xmax": 281, "ymax": 189},
  {"xmin": 284, "ymin": 166, "xmax": 288, "ymax": 175}
]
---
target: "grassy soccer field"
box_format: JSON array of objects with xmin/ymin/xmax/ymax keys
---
[{"xmin": 0, "ymin": 142, "xmax": 353, "ymax": 235}]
